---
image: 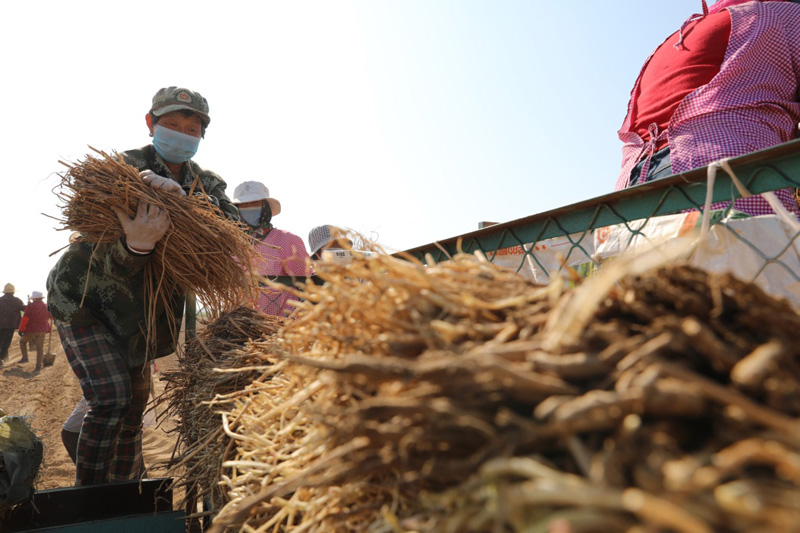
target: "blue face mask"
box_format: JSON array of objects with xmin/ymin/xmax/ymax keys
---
[
  {"xmin": 152, "ymin": 125, "xmax": 201, "ymax": 164},
  {"xmin": 238, "ymin": 207, "xmax": 262, "ymax": 226}
]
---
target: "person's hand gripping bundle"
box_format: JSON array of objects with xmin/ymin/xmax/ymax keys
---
[{"xmin": 112, "ymin": 170, "xmax": 186, "ymax": 254}]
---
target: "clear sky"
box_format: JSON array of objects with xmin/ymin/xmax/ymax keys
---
[{"xmin": 1, "ymin": 0, "xmax": 703, "ymax": 299}]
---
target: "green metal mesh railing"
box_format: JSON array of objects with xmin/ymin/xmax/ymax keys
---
[{"xmin": 400, "ymin": 140, "xmax": 800, "ymax": 307}]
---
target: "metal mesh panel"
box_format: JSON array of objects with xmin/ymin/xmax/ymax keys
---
[
  {"xmin": 210, "ymin": 141, "xmax": 800, "ymax": 318},
  {"xmin": 401, "ymin": 141, "xmax": 800, "ymax": 307}
]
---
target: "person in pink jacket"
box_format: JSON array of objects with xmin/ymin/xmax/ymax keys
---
[
  {"xmin": 19, "ymin": 291, "xmax": 52, "ymax": 371},
  {"xmin": 232, "ymin": 181, "xmax": 312, "ymax": 317}
]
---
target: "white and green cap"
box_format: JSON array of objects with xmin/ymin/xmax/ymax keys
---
[{"xmin": 309, "ymin": 225, "xmax": 351, "ymax": 256}]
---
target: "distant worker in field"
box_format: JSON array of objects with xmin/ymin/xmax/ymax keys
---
[
  {"xmin": 616, "ymin": 0, "xmax": 800, "ymax": 217},
  {"xmin": 233, "ymin": 181, "xmax": 311, "ymax": 316},
  {"xmin": 18, "ymin": 291, "xmax": 51, "ymax": 371},
  {"xmin": 0, "ymin": 283, "xmax": 25, "ymax": 368},
  {"xmin": 47, "ymin": 86, "xmax": 237, "ymax": 486}
]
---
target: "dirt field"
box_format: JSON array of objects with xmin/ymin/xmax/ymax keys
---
[{"xmin": 0, "ymin": 331, "xmax": 180, "ymax": 490}]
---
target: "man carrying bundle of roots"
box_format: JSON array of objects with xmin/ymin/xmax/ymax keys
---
[{"xmin": 46, "ymin": 87, "xmax": 238, "ymax": 486}]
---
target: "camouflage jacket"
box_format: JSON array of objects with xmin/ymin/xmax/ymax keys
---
[
  {"xmin": 47, "ymin": 145, "xmax": 238, "ymax": 368},
  {"xmin": 121, "ymin": 144, "xmax": 239, "ymax": 220}
]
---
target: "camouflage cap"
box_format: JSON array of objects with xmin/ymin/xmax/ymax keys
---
[{"xmin": 149, "ymin": 87, "xmax": 210, "ymax": 126}]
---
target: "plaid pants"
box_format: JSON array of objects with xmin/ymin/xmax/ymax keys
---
[{"xmin": 55, "ymin": 320, "xmax": 150, "ymax": 486}]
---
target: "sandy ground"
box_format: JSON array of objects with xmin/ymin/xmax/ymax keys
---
[{"xmin": 0, "ymin": 330, "xmax": 180, "ymax": 491}]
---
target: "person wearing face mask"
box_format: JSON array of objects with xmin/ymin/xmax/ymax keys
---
[
  {"xmin": 46, "ymin": 86, "xmax": 237, "ymax": 487},
  {"xmin": 232, "ymin": 181, "xmax": 311, "ymax": 317},
  {"xmin": 120, "ymin": 86, "xmax": 240, "ymax": 220}
]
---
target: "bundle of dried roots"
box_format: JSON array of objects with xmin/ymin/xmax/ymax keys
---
[
  {"xmin": 52, "ymin": 148, "xmax": 259, "ymax": 328},
  {"xmin": 157, "ymin": 306, "xmax": 285, "ymax": 515},
  {"xmin": 197, "ymin": 250, "xmax": 800, "ymax": 533}
]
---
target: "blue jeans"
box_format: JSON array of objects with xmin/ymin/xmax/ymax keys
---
[{"xmin": 628, "ymin": 147, "xmax": 673, "ymax": 187}]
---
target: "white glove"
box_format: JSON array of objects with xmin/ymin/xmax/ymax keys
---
[
  {"xmin": 112, "ymin": 200, "xmax": 170, "ymax": 253},
  {"xmin": 140, "ymin": 170, "xmax": 186, "ymax": 195}
]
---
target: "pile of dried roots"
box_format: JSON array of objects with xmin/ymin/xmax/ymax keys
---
[
  {"xmin": 158, "ymin": 306, "xmax": 285, "ymax": 512},
  {"xmin": 174, "ymin": 249, "xmax": 800, "ymax": 532},
  {"xmin": 52, "ymin": 148, "xmax": 258, "ymax": 320}
]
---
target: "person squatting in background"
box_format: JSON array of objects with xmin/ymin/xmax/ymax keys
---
[
  {"xmin": 47, "ymin": 86, "xmax": 238, "ymax": 486},
  {"xmin": 616, "ymin": 0, "xmax": 800, "ymax": 217},
  {"xmin": 18, "ymin": 291, "xmax": 51, "ymax": 371},
  {"xmin": 61, "ymin": 397, "xmax": 90, "ymax": 464},
  {"xmin": 233, "ymin": 181, "xmax": 311, "ymax": 317}
]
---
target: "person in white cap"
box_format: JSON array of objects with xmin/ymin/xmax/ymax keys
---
[
  {"xmin": 308, "ymin": 225, "xmax": 354, "ymax": 260},
  {"xmin": 232, "ymin": 181, "xmax": 311, "ymax": 317},
  {"xmin": 18, "ymin": 291, "xmax": 51, "ymax": 371},
  {"xmin": 0, "ymin": 283, "xmax": 25, "ymax": 367}
]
